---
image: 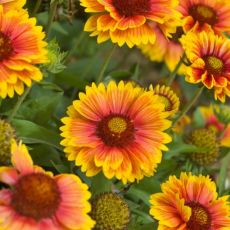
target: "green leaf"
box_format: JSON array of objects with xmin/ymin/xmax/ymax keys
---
[
  {"xmin": 90, "ymin": 173, "xmax": 113, "ymax": 196},
  {"xmin": 11, "ymin": 119, "xmax": 62, "ymax": 151}
]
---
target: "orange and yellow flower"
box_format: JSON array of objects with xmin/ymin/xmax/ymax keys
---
[
  {"xmin": 60, "ymin": 81, "xmax": 172, "ymax": 184},
  {"xmin": 181, "ymin": 31, "xmax": 230, "ymax": 102},
  {"xmin": 150, "ymin": 84, "xmax": 180, "ymax": 118},
  {"xmin": 80, "ymin": 0, "xmax": 180, "ymax": 47},
  {"xmin": 199, "ymin": 105, "xmax": 230, "ymax": 148},
  {"xmin": 0, "ymin": 141, "xmax": 95, "ymax": 230},
  {"xmin": 0, "ymin": 6, "xmax": 47, "ymax": 98},
  {"xmin": 150, "ymin": 172, "xmax": 230, "ymax": 229},
  {"xmin": 178, "ymin": 0, "xmax": 230, "ymax": 33},
  {"xmin": 139, "ymin": 26, "xmax": 185, "ymax": 74},
  {"xmin": 0, "ymin": 0, "xmax": 25, "ymax": 11}
]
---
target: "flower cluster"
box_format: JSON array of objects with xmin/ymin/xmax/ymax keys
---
[{"xmin": 0, "ymin": 1, "xmax": 230, "ymax": 230}]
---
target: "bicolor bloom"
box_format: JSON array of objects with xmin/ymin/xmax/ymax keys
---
[
  {"xmin": 180, "ymin": 31, "xmax": 230, "ymax": 102},
  {"xmin": 0, "ymin": 6, "xmax": 47, "ymax": 98},
  {"xmin": 0, "ymin": 141, "xmax": 95, "ymax": 230},
  {"xmin": 0, "ymin": 0, "xmax": 25, "ymax": 11},
  {"xmin": 178, "ymin": 0, "xmax": 230, "ymax": 33},
  {"xmin": 60, "ymin": 81, "xmax": 172, "ymax": 184},
  {"xmin": 150, "ymin": 84, "xmax": 180, "ymax": 118},
  {"xmin": 150, "ymin": 172, "xmax": 230, "ymax": 229},
  {"xmin": 139, "ymin": 26, "xmax": 185, "ymax": 74},
  {"xmin": 199, "ymin": 106, "xmax": 230, "ymax": 148},
  {"xmin": 80, "ymin": 0, "xmax": 181, "ymax": 47}
]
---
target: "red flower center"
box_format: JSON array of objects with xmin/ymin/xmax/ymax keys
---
[
  {"xmin": 187, "ymin": 202, "xmax": 211, "ymax": 230},
  {"xmin": 0, "ymin": 32, "xmax": 13, "ymax": 61},
  {"xmin": 112, "ymin": 0, "xmax": 151, "ymax": 17},
  {"xmin": 204, "ymin": 56, "xmax": 224, "ymax": 75},
  {"xmin": 96, "ymin": 114, "xmax": 135, "ymax": 147},
  {"xmin": 189, "ymin": 4, "xmax": 217, "ymax": 26},
  {"xmin": 11, "ymin": 173, "xmax": 61, "ymax": 221}
]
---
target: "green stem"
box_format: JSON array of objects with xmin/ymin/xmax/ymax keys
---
[
  {"xmin": 32, "ymin": 0, "xmax": 42, "ymax": 16},
  {"xmin": 173, "ymin": 86, "xmax": 204, "ymax": 127},
  {"xmin": 8, "ymin": 87, "xmax": 31, "ymax": 121},
  {"xmin": 167, "ymin": 52, "xmax": 185, "ymax": 86},
  {"xmin": 96, "ymin": 45, "xmax": 116, "ymax": 84},
  {"xmin": 217, "ymin": 152, "xmax": 230, "ymax": 195},
  {"xmin": 46, "ymin": 0, "xmax": 58, "ymax": 38}
]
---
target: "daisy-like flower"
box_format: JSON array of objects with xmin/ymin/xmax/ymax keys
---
[
  {"xmin": 150, "ymin": 172, "xmax": 230, "ymax": 229},
  {"xmin": 60, "ymin": 81, "xmax": 172, "ymax": 184},
  {"xmin": 0, "ymin": 141, "xmax": 95, "ymax": 230},
  {"xmin": 0, "ymin": 0, "xmax": 25, "ymax": 11},
  {"xmin": 199, "ymin": 106, "xmax": 230, "ymax": 148},
  {"xmin": 180, "ymin": 31, "xmax": 230, "ymax": 102},
  {"xmin": 178, "ymin": 0, "xmax": 230, "ymax": 33},
  {"xmin": 80, "ymin": 0, "xmax": 181, "ymax": 47},
  {"xmin": 0, "ymin": 6, "xmax": 47, "ymax": 98},
  {"xmin": 139, "ymin": 26, "xmax": 185, "ymax": 74},
  {"xmin": 150, "ymin": 84, "xmax": 180, "ymax": 118}
]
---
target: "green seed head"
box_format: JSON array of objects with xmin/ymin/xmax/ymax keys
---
[
  {"xmin": 91, "ymin": 192, "xmax": 130, "ymax": 230},
  {"xmin": 0, "ymin": 119, "xmax": 16, "ymax": 165},
  {"xmin": 188, "ymin": 128, "xmax": 219, "ymax": 166}
]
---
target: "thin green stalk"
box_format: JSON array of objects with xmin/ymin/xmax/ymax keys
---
[
  {"xmin": 46, "ymin": 0, "xmax": 59, "ymax": 38},
  {"xmin": 167, "ymin": 52, "xmax": 185, "ymax": 86},
  {"xmin": 32, "ymin": 0, "xmax": 42, "ymax": 16},
  {"xmin": 173, "ymin": 86, "xmax": 204, "ymax": 127},
  {"xmin": 8, "ymin": 87, "xmax": 31, "ymax": 121},
  {"xmin": 96, "ymin": 45, "xmax": 116, "ymax": 83},
  {"xmin": 217, "ymin": 152, "xmax": 230, "ymax": 195}
]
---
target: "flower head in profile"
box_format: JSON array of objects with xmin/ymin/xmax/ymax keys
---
[
  {"xmin": 80, "ymin": 0, "xmax": 181, "ymax": 47},
  {"xmin": 150, "ymin": 172, "xmax": 230, "ymax": 229},
  {"xmin": 0, "ymin": 6, "xmax": 47, "ymax": 98},
  {"xmin": 181, "ymin": 31, "xmax": 230, "ymax": 102},
  {"xmin": 0, "ymin": 141, "xmax": 95, "ymax": 229},
  {"xmin": 150, "ymin": 84, "xmax": 180, "ymax": 118},
  {"xmin": 198, "ymin": 105, "xmax": 230, "ymax": 148},
  {"xmin": 60, "ymin": 81, "xmax": 171, "ymax": 184},
  {"xmin": 139, "ymin": 26, "xmax": 185, "ymax": 74},
  {"xmin": 178, "ymin": 0, "xmax": 230, "ymax": 33}
]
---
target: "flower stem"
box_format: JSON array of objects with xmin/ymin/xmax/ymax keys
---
[
  {"xmin": 173, "ymin": 86, "xmax": 204, "ymax": 127},
  {"xmin": 46, "ymin": 0, "xmax": 58, "ymax": 38},
  {"xmin": 32, "ymin": 0, "xmax": 42, "ymax": 16},
  {"xmin": 96, "ymin": 45, "xmax": 116, "ymax": 84},
  {"xmin": 167, "ymin": 52, "xmax": 185, "ymax": 86},
  {"xmin": 8, "ymin": 86, "xmax": 31, "ymax": 122}
]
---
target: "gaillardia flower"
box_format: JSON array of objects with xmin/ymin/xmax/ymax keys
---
[
  {"xmin": 0, "ymin": 141, "xmax": 95, "ymax": 229},
  {"xmin": 180, "ymin": 31, "xmax": 230, "ymax": 102},
  {"xmin": 80, "ymin": 0, "xmax": 180, "ymax": 47},
  {"xmin": 0, "ymin": 0, "xmax": 25, "ymax": 11},
  {"xmin": 187, "ymin": 128, "xmax": 220, "ymax": 166},
  {"xmin": 139, "ymin": 26, "xmax": 185, "ymax": 74},
  {"xmin": 0, "ymin": 6, "xmax": 47, "ymax": 98},
  {"xmin": 150, "ymin": 172, "xmax": 230, "ymax": 229},
  {"xmin": 150, "ymin": 84, "xmax": 180, "ymax": 118},
  {"xmin": 91, "ymin": 192, "xmax": 130, "ymax": 230},
  {"xmin": 0, "ymin": 119, "xmax": 16, "ymax": 165},
  {"xmin": 178, "ymin": 0, "xmax": 230, "ymax": 33},
  {"xmin": 60, "ymin": 81, "xmax": 171, "ymax": 184},
  {"xmin": 198, "ymin": 106, "xmax": 230, "ymax": 148}
]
